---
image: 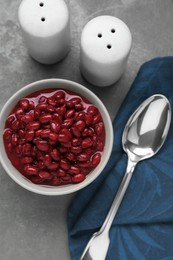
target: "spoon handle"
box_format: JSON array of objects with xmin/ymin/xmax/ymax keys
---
[
  {"xmin": 99, "ymin": 158, "xmax": 136, "ymax": 234},
  {"xmin": 80, "ymin": 158, "xmax": 137, "ymax": 260}
]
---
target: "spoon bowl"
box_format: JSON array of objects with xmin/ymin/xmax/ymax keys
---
[
  {"xmin": 80, "ymin": 94, "xmax": 171, "ymax": 260},
  {"xmin": 123, "ymin": 94, "xmax": 171, "ymax": 162}
]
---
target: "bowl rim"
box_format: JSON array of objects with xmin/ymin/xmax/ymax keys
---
[{"xmin": 0, "ymin": 78, "xmax": 113, "ymax": 195}]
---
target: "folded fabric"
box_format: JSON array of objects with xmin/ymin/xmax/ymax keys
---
[{"xmin": 67, "ymin": 57, "xmax": 173, "ymax": 260}]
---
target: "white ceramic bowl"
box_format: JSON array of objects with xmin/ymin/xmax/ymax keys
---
[{"xmin": 0, "ymin": 79, "xmax": 113, "ymax": 195}]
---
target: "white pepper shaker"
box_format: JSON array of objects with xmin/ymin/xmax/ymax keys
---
[
  {"xmin": 80, "ymin": 16, "xmax": 132, "ymax": 87},
  {"xmin": 18, "ymin": 0, "xmax": 70, "ymax": 64}
]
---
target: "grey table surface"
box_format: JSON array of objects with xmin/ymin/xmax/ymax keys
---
[{"xmin": 0, "ymin": 0, "xmax": 173, "ymax": 259}]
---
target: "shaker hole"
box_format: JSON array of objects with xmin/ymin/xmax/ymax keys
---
[
  {"xmin": 98, "ymin": 33, "xmax": 102, "ymax": 38},
  {"xmin": 40, "ymin": 2, "xmax": 44, "ymax": 6},
  {"xmin": 107, "ymin": 44, "xmax": 112, "ymax": 49},
  {"xmin": 111, "ymin": 29, "xmax": 116, "ymax": 33},
  {"xmin": 41, "ymin": 17, "xmax": 46, "ymax": 22}
]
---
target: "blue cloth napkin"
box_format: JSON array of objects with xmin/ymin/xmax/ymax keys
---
[{"xmin": 67, "ymin": 57, "xmax": 173, "ymax": 260}]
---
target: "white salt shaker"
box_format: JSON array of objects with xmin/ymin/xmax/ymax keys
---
[
  {"xmin": 80, "ymin": 16, "xmax": 132, "ymax": 87},
  {"xmin": 18, "ymin": 0, "xmax": 70, "ymax": 64}
]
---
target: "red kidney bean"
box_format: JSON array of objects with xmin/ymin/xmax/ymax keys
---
[
  {"xmin": 29, "ymin": 100, "xmax": 35, "ymax": 109},
  {"xmin": 7, "ymin": 115, "xmax": 15, "ymax": 125},
  {"xmin": 66, "ymin": 101, "xmax": 74, "ymax": 108},
  {"xmin": 31, "ymin": 176, "xmax": 43, "ymax": 184},
  {"xmin": 25, "ymin": 130, "xmax": 35, "ymax": 141},
  {"xmin": 56, "ymin": 105, "xmax": 66, "ymax": 116},
  {"xmin": 44, "ymin": 154, "xmax": 52, "ymax": 167},
  {"xmin": 65, "ymin": 152, "xmax": 76, "ymax": 161},
  {"xmin": 39, "ymin": 114, "xmax": 52, "ymax": 124},
  {"xmin": 39, "ymin": 96, "xmax": 47, "ymax": 103},
  {"xmin": 47, "ymin": 162, "xmax": 59, "ymax": 170},
  {"xmin": 61, "ymin": 174, "xmax": 72, "ymax": 183},
  {"xmin": 56, "ymin": 98, "xmax": 65, "ymax": 107},
  {"xmin": 72, "ymin": 138, "xmax": 81, "ymax": 146},
  {"xmin": 58, "ymin": 134, "xmax": 70, "ymax": 143},
  {"xmin": 46, "ymin": 105, "xmax": 55, "ymax": 113},
  {"xmin": 82, "ymin": 128, "xmax": 88, "ymax": 137},
  {"xmin": 15, "ymin": 144, "xmax": 22, "ymax": 155},
  {"xmin": 82, "ymin": 167, "xmax": 92, "ymax": 175},
  {"xmin": 52, "ymin": 113, "xmax": 62, "ymax": 124},
  {"xmin": 85, "ymin": 113, "xmax": 93, "ymax": 126},
  {"xmin": 84, "ymin": 148, "xmax": 94, "ymax": 155},
  {"xmin": 71, "ymin": 125, "xmax": 81, "ymax": 137},
  {"xmin": 68, "ymin": 166, "xmax": 80, "ymax": 175},
  {"xmin": 38, "ymin": 161, "xmax": 45, "ymax": 170},
  {"xmin": 95, "ymin": 123, "xmax": 104, "ymax": 136},
  {"xmin": 59, "ymin": 128, "xmax": 72, "ymax": 141},
  {"xmin": 15, "ymin": 108, "xmax": 24, "ymax": 119},
  {"xmin": 20, "ymin": 99, "xmax": 29, "ymax": 110},
  {"xmin": 21, "ymin": 156, "xmax": 33, "ymax": 164},
  {"xmin": 37, "ymin": 103, "xmax": 47, "ymax": 111},
  {"xmin": 74, "ymin": 112, "xmax": 85, "ymax": 121},
  {"xmin": 82, "ymin": 138, "xmax": 93, "ymax": 148},
  {"xmin": 35, "ymin": 129, "xmax": 42, "ymax": 137},
  {"xmin": 70, "ymin": 97, "xmax": 81, "ymax": 104},
  {"xmin": 75, "ymin": 103, "xmax": 83, "ymax": 111},
  {"xmin": 92, "ymin": 153, "xmax": 101, "ymax": 166},
  {"xmin": 77, "ymin": 153, "xmax": 89, "ymax": 161},
  {"xmin": 3, "ymin": 128, "xmax": 12, "ymax": 141},
  {"xmin": 97, "ymin": 140, "xmax": 104, "ymax": 151},
  {"xmin": 51, "ymin": 149, "xmax": 61, "ymax": 161},
  {"xmin": 60, "ymin": 159, "xmax": 71, "ymax": 170},
  {"xmin": 34, "ymin": 108, "xmax": 40, "ymax": 118},
  {"xmin": 75, "ymin": 120, "xmax": 85, "ymax": 132},
  {"xmin": 48, "ymin": 97, "xmax": 57, "ymax": 106},
  {"xmin": 36, "ymin": 140, "xmax": 50, "ymax": 152},
  {"xmin": 21, "ymin": 114, "xmax": 34, "ymax": 123},
  {"xmin": 50, "ymin": 120, "xmax": 60, "ymax": 133},
  {"xmin": 7, "ymin": 143, "xmax": 12, "ymax": 152},
  {"xmin": 55, "ymin": 90, "xmax": 65, "ymax": 100},
  {"xmin": 78, "ymin": 161, "xmax": 91, "ymax": 168},
  {"xmin": 51, "ymin": 176, "xmax": 61, "ymax": 185},
  {"xmin": 39, "ymin": 129, "xmax": 51, "ymax": 138},
  {"xmin": 39, "ymin": 171, "xmax": 51, "ymax": 179},
  {"xmin": 18, "ymin": 129, "xmax": 25, "ymax": 138},
  {"xmin": 11, "ymin": 133, "xmax": 18, "ymax": 146},
  {"xmin": 24, "ymin": 165, "xmax": 38, "ymax": 175},
  {"xmin": 72, "ymin": 173, "xmax": 85, "ymax": 183},
  {"xmin": 92, "ymin": 114, "xmax": 102, "ymax": 125},
  {"xmin": 49, "ymin": 132, "xmax": 59, "ymax": 141},
  {"xmin": 87, "ymin": 105, "xmax": 98, "ymax": 116},
  {"xmin": 65, "ymin": 109, "xmax": 75, "ymax": 118},
  {"xmin": 70, "ymin": 146, "xmax": 82, "ymax": 154},
  {"xmin": 61, "ymin": 118, "xmax": 74, "ymax": 128},
  {"xmin": 27, "ymin": 121, "xmax": 40, "ymax": 131},
  {"xmin": 22, "ymin": 143, "xmax": 32, "ymax": 155},
  {"xmin": 88, "ymin": 128, "xmax": 94, "ymax": 137},
  {"xmin": 92, "ymin": 135, "xmax": 98, "ymax": 146},
  {"xmin": 11, "ymin": 120, "xmax": 20, "ymax": 131},
  {"xmin": 57, "ymin": 168, "xmax": 66, "ymax": 177}
]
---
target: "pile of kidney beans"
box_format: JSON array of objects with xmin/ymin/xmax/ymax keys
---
[{"xmin": 3, "ymin": 88, "xmax": 105, "ymax": 186}]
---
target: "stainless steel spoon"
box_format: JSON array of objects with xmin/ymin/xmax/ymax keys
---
[{"xmin": 80, "ymin": 94, "xmax": 171, "ymax": 260}]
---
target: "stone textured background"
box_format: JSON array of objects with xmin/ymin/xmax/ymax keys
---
[{"xmin": 0, "ymin": 0, "xmax": 173, "ymax": 259}]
